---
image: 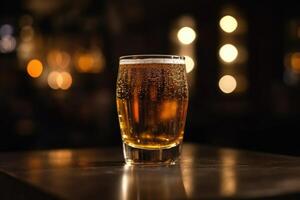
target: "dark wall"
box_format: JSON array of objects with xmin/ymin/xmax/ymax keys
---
[{"xmin": 0, "ymin": 0, "xmax": 300, "ymax": 155}]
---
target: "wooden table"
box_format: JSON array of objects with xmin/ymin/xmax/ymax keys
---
[{"xmin": 0, "ymin": 143, "xmax": 300, "ymax": 199}]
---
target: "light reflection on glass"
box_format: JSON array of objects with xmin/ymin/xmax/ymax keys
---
[
  {"xmin": 160, "ymin": 100, "xmax": 178, "ymax": 120},
  {"xmin": 220, "ymin": 150, "xmax": 237, "ymax": 197},
  {"xmin": 133, "ymin": 90, "xmax": 139, "ymax": 123}
]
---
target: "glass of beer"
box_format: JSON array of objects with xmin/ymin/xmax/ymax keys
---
[{"xmin": 116, "ymin": 55, "xmax": 188, "ymax": 165}]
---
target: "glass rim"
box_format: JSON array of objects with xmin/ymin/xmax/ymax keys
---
[{"xmin": 119, "ymin": 54, "xmax": 185, "ymax": 60}]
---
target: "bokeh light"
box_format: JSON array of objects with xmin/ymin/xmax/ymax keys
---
[
  {"xmin": 58, "ymin": 72, "xmax": 72, "ymax": 90},
  {"xmin": 185, "ymin": 56, "xmax": 195, "ymax": 73},
  {"xmin": 219, "ymin": 44, "xmax": 238, "ymax": 63},
  {"xmin": 75, "ymin": 51, "xmax": 105, "ymax": 73},
  {"xmin": 0, "ymin": 35, "xmax": 16, "ymax": 53},
  {"xmin": 177, "ymin": 26, "xmax": 196, "ymax": 45},
  {"xmin": 47, "ymin": 50, "xmax": 60, "ymax": 68},
  {"xmin": 57, "ymin": 51, "xmax": 71, "ymax": 69},
  {"xmin": 0, "ymin": 24, "xmax": 13, "ymax": 37},
  {"xmin": 27, "ymin": 59, "xmax": 43, "ymax": 78},
  {"xmin": 20, "ymin": 26, "xmax": 34, "ymax": 42},
  {"xmin": 290, "ymin": 52, "xmax": 300, "ymax": 73},
  {"xmin": 56, "ymin": 73, "xmax": 63, "ymax": 87},
  {"xmin": 218, "ymin": 75, "xmax": 237, "ymax": 94},
  {"xmin": 47, "ymin": 71, "xmax": 61, "ymax": 89},
  {"xmin": 47, "ymin": 50, "xmax": 71, "ymax": 69},
  {"xmin": 77, "ymin": 54, "xmax": 94, "ymax": 72},
  {"xmin": 17, "ymin": 42, "xmax": 34, "ymax": 60},
  {"xmin": 219, "ymin": 15, "xmax": 238, "ymax": 33},
  {"xmin": 47, "ymin": 71, "xmax": 72, "ymax": 90}
]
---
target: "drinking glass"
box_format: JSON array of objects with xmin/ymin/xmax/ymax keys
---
[{"xmin": 116, "ymin": 55, "xmax": 188, "ymax": 165}]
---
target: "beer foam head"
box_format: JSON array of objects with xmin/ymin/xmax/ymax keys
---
[{"xmin": 120, "ymin": 55, "xmax": 185, "ymax": 65}]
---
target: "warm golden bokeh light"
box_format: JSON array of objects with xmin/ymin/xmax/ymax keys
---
[
  {"xmin": 59, "ymin": 72, "xmax": 72, "ymax": 90},
  {"xmin": 47, "ymin": 71, "xmax": 72, "ymax": 90},
  {"xmin": 185, "ymin": 56, "xmax": 195, "ymax": 73},
  {"xmin": 77, "ymin": 54, "xmax": 94, "ymax": 72},
  {"xmin": 177, "ymin": 26, "xmax": 196, "ymax": 45},
  {"xmin": 20, "ymin": 26, "xmax": 34, "ymax": 42},
  {"xmin": 47, "ymin": 50, "xmax": 60, "ymax": 67},
  {"xmin": 219, "ymin": 44, "xmax": 238, "ymax": 63},
  {"xmin": 219, "ymin": 15, "xmax": 238, "ymax": 33},
  {"xmin": 47, "ymin": 71, "xmax": 60, "ymax": 89},
  {"xmin": 47, "ymin": 50, "xmax": 71, "ymax": 69},
  {"xmin": 58, "ymin": 52, "xmax": 71, "ymax": 68},
  {"xmin": 17, "ymin": 42, "xmax": 34, "ymax": 60},
  {"xmin": 291, "ymin": 52, "xmax": 300, "ymax": 73},
  {"xmin": 56, "ymin": 73, "xmax": 63, "ymax": 87},
  {"xmin": 218, "ymin": 75, "xmax": 237, "ymax": 94},
  {"xmin": 75, "ymin": 51, "xmax": 105, "ymax": 73},
  {"xmin": 27, "ymin": 59, "xmax": 43, "ymax": 78}
]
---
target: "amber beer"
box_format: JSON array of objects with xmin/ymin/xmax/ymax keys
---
[{"xmin": 117, "ymin": 55, "xmax": 188, "ymax": 165}]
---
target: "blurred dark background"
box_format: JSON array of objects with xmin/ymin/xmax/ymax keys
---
[{"xmin": 1, "ymin": 0, "xmax": 300, "ymax": 155}]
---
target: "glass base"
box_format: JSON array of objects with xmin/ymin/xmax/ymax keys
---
[{"xmin": 123, "ymin": 143, "xmax": 182, "ymax": 165}]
